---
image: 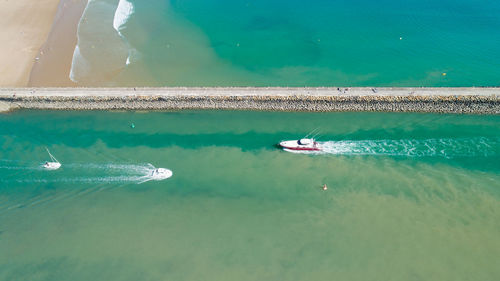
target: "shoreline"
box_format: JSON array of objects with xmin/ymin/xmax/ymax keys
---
[
  {"xmin": 0, "ymin": 0, "xmax": 62, "ymax": 87},
  {"xmin": 1, "ymin": 87, "xmax": 499, "ymax": 114},
  {"xmin": 28, "ymin": 0, "xmax": 87, "ymax": 87}
]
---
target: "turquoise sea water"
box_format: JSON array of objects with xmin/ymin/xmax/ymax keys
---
[
  {"xmin": 69, "ymin": 0, "xmax": 500, "ymax": 86},
  {"xmin": 1, "ymin": 110, "xmax": 499, "ymax": 280}
]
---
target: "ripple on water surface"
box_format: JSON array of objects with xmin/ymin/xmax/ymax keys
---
[{"xmin": 0, "ymin": 111, "xmax": 499, "ymax": 280}]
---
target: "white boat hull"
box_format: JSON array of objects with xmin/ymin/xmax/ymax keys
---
[
  {"xmin": 150, "ymin": 168, "xmax": 173, "ymax": 180},
  {"xmin": 43, "ymin": 162, "xmax": 61, "ymax": 170},
  {"xmin": 279, "ymin": 139, "xmax": 321, "ymax": 151}
]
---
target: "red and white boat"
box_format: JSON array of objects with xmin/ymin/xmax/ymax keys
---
[{"xmin": 279, "ymin": 138, "xmax": 321, "ymax": 151}]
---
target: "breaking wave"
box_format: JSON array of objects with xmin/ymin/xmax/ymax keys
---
[
  {"xmin": 113, "ymin": 0, "xmax": 136, "ymax": 66},
  {"xmin": 113, "ymin": 0, "xmax": 134, "ymax": 32},
  {"xmin": 70, "ymin": 0, "xmax": 137, "ymax": 83}
]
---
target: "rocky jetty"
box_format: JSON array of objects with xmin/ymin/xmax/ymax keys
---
[
  {"xmin": 1, "ymin": 87, "xmax": 499, "ymax": 114},
  {"xmin": 0, "ymin": 101, "xmax": 14, "ymax": 113}
]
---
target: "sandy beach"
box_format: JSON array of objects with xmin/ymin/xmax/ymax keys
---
[
  {"xmin": 0, "ymin": 0, "xmax": 63, "ymax": 87},
  {"xmin": 28, "ymin": 0, "xmax": 87, "ymax": 87}
]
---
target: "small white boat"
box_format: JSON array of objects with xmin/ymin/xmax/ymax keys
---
[
  {"xmin": 150, "ymin": 168, "xmax": 173, "ymax": 180},
  {"xmin": 279, "ymin": 138, "xmax": 321, "ymax": 152},
  {"xmin": 43, "ymin": 148, "xmax": 61, "ymax": 170},
  {"xmin": 138, "ymin": 166, "xmax": 173, "ymax": 184}
]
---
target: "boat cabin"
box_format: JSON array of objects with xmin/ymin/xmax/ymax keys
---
[{"xmin": 298, "ymin": 138, "xmax": 314, "ymax": 145}]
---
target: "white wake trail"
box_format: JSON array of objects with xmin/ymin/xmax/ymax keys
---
[{"xmin": 288, "ymin": 137, "xmax": 499, "ymax": 158}]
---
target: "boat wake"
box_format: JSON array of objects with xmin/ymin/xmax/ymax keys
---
[
  {"xmin": 0, "ymin": 162, "xmax": 172, "ymax": 215},
  {"xmin": 64, "ymin": 162, "xmax": 154, "ymax": 174},
  {"xmin": 0, "ymin": 162, "xmax": 169, "ymax": 185},
  {"xmin": 287, "ymin": 137, "xmax": 499, "ymax": 158}
]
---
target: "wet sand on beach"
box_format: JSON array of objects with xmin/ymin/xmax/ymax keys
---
[
  {"xmin": 28, "ymin": 0, "xmax": 88, "ymax": 87},
  {"xmin": 0, "ymin": 0, "xmax": 62, "ymax": 86}
]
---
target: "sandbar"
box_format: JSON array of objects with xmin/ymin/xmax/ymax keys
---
[{"xmin": 0, "ymin": 0, "xmax": 62, "ymax": 86}]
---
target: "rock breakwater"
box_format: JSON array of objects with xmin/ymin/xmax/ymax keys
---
[{"xmin": 1, "ymin": 88, "xmax": 499, "ymax": 114}]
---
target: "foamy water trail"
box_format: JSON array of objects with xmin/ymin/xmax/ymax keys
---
[
  {"xmin": 0, "ymin": 159, "xmax": 45, "ymax": 170},
  {"xmin": 0, "ymin": 162, "xmax": 162, "ymax": 185},
  {"xmin": 0, "ymin": 162, "xmax": 168, "ymax": 215},
  {"xmin": 64, "ymin": 162, "xmax": 154, "ymax": 173},
  {"xmin": 0, "ymin": 161, "xmax": 154, "ymax": 173},
  {"xmin": 12, "ymin": 176, "xmax": 149, "ymax": 184},
  {"xmin": 0, "ymin": 166, "xmax": 41, "ymax": 171},
  {"xmin": 286, "ymin": 137, "xmax": 499, "ymax": 158}
]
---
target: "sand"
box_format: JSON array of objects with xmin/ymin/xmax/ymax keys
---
[
  {"xmin": 0, "ymin": 0, "xmax": 64, "ymax": 87},
  {"xmin": 28, "ymin": 0, "xmax": 87, "ymax": 87}
]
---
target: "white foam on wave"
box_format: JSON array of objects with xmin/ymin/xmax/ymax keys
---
[
  {"xmin": 69, "ymin": 45, "xmax": 91, "ymax": 82},
  {"xmin": 69, "ymin": 0, "xmax": 94, "ymax": 82},
  {"xmin": 113, "ymin": 0, "xmax": 134, "ymax": 33},
  {"xmin": 69, "ymin": 0, "xmax": 137, "ymax": 83},
  {"xmin": 113, "ymin": 0, "xmax": 135, "ymax": 66}
]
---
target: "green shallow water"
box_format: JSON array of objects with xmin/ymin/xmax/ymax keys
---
[
  {"xmin": 70, "ymin": 0, "xmax": 500, "ymax": 86},
  {"xmin": 0, "ymin": 111, "xmax": 499, "ymax": 280}
]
